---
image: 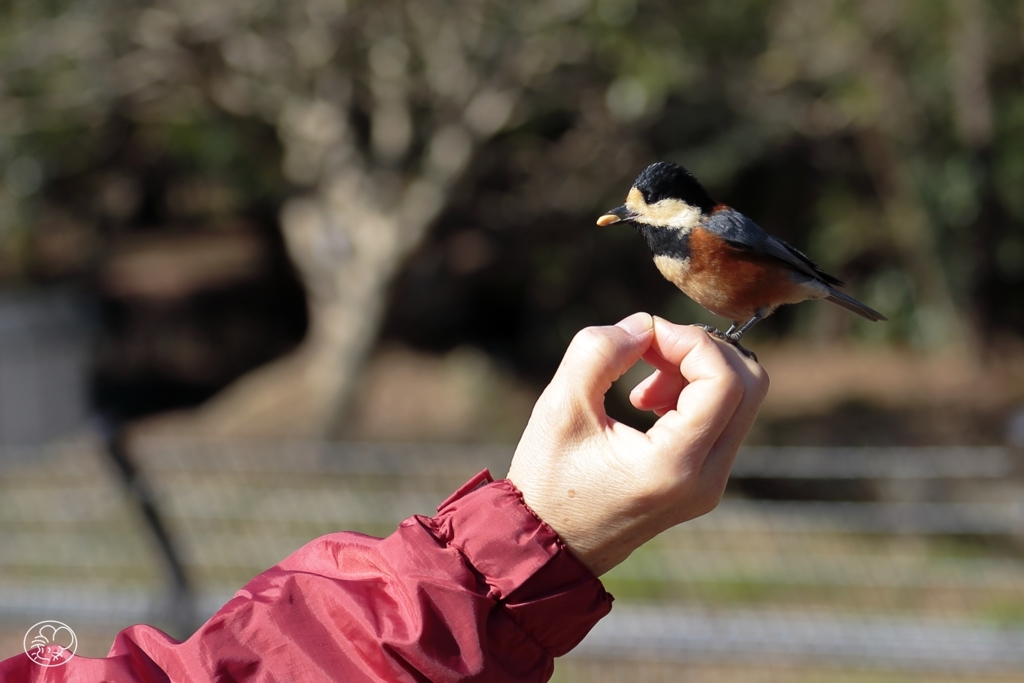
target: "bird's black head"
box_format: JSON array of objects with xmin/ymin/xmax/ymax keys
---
[
  {"xmin": 596, "ymin": 161, "xmax": 717, "ymax": 231},
  {"xmin": 633, "ymin": 162, "xmax": 716, "ymax": 213}
]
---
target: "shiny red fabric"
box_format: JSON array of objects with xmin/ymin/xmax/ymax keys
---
[{"xmin": 1, "ymin": 471, "xmax": 612, "ymax": 682}]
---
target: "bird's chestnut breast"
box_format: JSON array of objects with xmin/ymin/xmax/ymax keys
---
[{"xmin": 655, "ymin": 227, "xmax": 810, "ymax": 321}]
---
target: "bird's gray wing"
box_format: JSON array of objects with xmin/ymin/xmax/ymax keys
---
[{"xmin": 702, "ymin": 208, "xmax": 844, "ymax": 287}]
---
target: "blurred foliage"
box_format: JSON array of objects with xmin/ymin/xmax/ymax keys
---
[
  {"xmin": 1, "ymin": 0, "xmax": 1023, "ymax": 413},
  {"xmin": 384, "ymin": 0, "xmax": 1024, "ymax": 382}
]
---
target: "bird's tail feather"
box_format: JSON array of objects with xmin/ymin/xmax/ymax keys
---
[{"xmin": 825, "ymin": 289, "xmax": 888, "ymax": 322}]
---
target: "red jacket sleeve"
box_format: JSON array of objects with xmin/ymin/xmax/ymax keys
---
[{"xmin": 1, "ymin": 470, "xmax": 613, "ymax": 682}]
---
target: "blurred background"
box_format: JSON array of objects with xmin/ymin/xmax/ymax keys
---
[{"xmin": 3, "ymin": 0, "xmax": 1024, "ymax": 680}]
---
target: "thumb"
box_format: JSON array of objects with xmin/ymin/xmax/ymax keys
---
[{"xmin": 552, "ymin": 313, "xmax": 654, "ymax": 411}]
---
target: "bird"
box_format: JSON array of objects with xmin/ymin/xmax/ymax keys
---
[{"xmin": 597, "ymin": 161, "xmax": 886, "ymax": 361}]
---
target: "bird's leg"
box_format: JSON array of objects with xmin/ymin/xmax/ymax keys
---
[
  {"xmin": 717, "ymin": 311, "xmax": 768, "ymax": 363},
  {"xmin": 728, "ymin": 310, "xmax": 767, "ymax": 342}
]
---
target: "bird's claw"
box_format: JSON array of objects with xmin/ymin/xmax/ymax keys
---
[
  {"xmin": 688, "ymin": 324, "xmax": 758, "ymax": 363},
  {"xmin": 729, "ymin": 341, "xmax": 758, "ymax": 363},
  {"xmin": 689, "ymin": 323, "xmax": 723, "ymax": 335}
]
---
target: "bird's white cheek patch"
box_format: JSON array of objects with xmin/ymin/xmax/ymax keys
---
[{"xmin": 632, "ymin": 197, "xmax": 702, "ymax": 230}]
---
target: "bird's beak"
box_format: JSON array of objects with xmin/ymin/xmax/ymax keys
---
[{"xmin": 596, "ymin": 206, "xmax": 634, "ymax": 226}]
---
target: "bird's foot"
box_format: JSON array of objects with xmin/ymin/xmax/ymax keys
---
[
  {"xmin": 689, "ymin": 323, "xmax": 724, "ymax": 336},
  {"xmin": 689, "ymin": 324, "xmax": 758, "ymax": 363}
]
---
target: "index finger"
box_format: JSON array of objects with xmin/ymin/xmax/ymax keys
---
[{"xmin": 643, "ymin": 318, "xmax": 750, "ymax": 460}]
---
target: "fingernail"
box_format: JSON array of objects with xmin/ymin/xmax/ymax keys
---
[{"xmin": 616, "ymin": 312, "xmax": 653, "ymax": 337}]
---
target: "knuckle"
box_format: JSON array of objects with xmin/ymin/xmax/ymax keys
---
[
  {"xmin": 738, "ymin": 361, "xmax": 770, "ymax": 402},
  {"xmin": 568, "ymin": 326, "xmax": 616, "ymax": 359},
  {"xmin": 720, "ymin": 372, "xmax": 746, "ymax": 404},
  {"xmin": 691, "ymin": 329, "xmax": 717, "ymax": 352},
  {"xmin": 752, "ymin": 366, "xmax": 770, "ymax": 399}
]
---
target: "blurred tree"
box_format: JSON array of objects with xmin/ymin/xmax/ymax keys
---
[
  {"xmin": 2, "ymin": 0, "xmax": 1023, "ymax": 436},
  {"xmin": 1, "ymin": 0, "xmax": 616, "ymax": 435}
]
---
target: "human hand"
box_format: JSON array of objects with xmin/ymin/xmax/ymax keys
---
[{"xmin": 506, "ymin": 313, "xmax": 769, "ymax": 576}]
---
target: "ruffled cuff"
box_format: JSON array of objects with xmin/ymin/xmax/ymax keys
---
[{"xmin": 431, "ymin": 470, "xmax": 613, "ymax": 657}]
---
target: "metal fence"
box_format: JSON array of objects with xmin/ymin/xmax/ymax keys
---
[{"xmin": 2, "ymin": 438, "xmax": 1024, "ymax": 682}]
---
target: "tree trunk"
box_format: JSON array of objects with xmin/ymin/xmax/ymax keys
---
[{"xmin": 193, "ymin": 170, "xmax": 446, "ymax": 437}]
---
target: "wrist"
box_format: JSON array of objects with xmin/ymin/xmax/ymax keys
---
[
  {"xmin": 432, "ymin": 471, "xmax": 613, "ymax": 655},
  {"xmin": 506, "ymin": 465, "xmax": 642, "ymax": 577}
]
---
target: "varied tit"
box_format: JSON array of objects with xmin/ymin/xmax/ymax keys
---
[{"xmin": 597, "ymin": 161, "xmax": 886, "ymax": 361}]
